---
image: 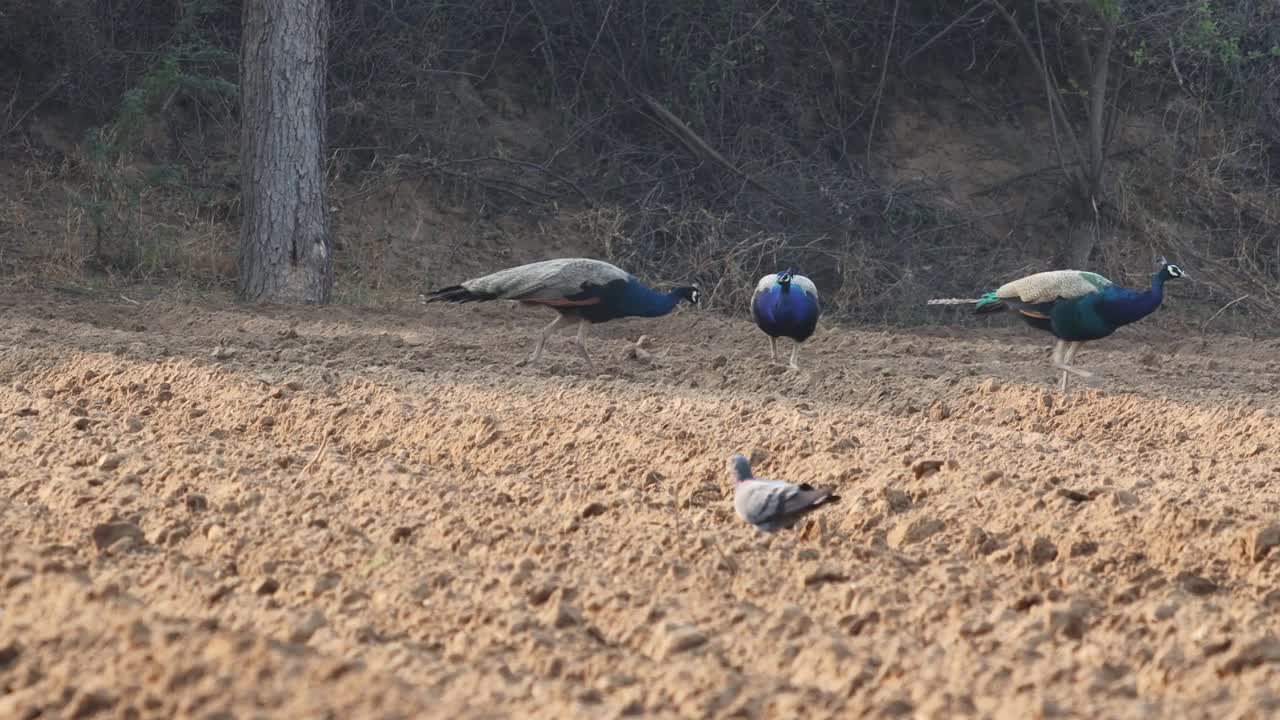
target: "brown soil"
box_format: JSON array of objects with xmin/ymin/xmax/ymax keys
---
[{"xmin": 2, "ymin": 291, "xmax": 1279, "ymax": 719}]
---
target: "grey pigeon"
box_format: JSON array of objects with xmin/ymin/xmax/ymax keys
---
[{"xmin": 729, "ymin": 453, "xmax": 839, "ymax": 532}]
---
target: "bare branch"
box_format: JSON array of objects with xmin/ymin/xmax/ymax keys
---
[
  {"xmin": 900, "ymin": 2, "xmax": 984, "ymax": 68},
  {"xmin": 865, "ymin": 0, "xmax": 901, "ymax": 172},
  {"xmin": 635, "ymin": 92, "xmax": 809, "ymax": 221},
  {"xmin": 986, "ymin": 0, "xmax": 1089, "ymax": 179}
]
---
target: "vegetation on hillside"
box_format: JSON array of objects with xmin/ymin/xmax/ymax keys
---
[{"xmin": 0, "ymin": 0, "xmax": 1276, "ymax": 328}]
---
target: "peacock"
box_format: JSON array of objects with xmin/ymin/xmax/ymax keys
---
[
  {"xmin": 728, "ymin": 453, "xmax": 840, "ymax": 532},
  {"xmin": 927, "ymin": 258, "xmax": 1188, "ymax": 391},
  {"xmin": 420, "ymin": 258, "xmax": 700, "ymax": 368},
  {"xmin": 750, "ymin": 269, "xmax": 821, "ymax": 369}
]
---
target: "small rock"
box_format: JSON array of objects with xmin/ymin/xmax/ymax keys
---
[
  {"xmin": 68, "ymin": 689, "xmax": 116, "ymax": 719},
  {"xmin": 1176, "ymin": 572, "xmax": 1219, "ymax": 596},
  {"xmin": 995, "ymin": 408, "xmax": 1020, "ymax": 424},
  {"xmin": 1069, "ymin": 540, "xmax": 1099, "ymax": 557},
  {"xmin": 887, "ymin": 517, "xmax": 944, "ymax": 548},
  {"xmin": 710, "ymin": 355, "xmax": 727, "ymax": 369},
  {"xmin": 207, "ymin": 583, "xmax": 237, "ymax": 605},
  {"xmin": 72, "ymin": 417, "xmax": 91, "ymax": 431},
  {"xmin": 0, "ymin": 641, "xmax": 21, "ymax": 668},
  {"xmin": 658, "ymin": 624, "xmax": 707, "ymax": 658},
  {"xmin": 959, "ymin": 620, "xmax": 994, "ymax": 637},
  {"xmin": 1047, "ymin": 602, "xmax": 1089, "ymax": 640},
  {"xmin": 311, "ymin": 572, "xmax": 341, "ymax": 597},
  {"xmin": 96, "ymin": 453, "xmax": 126, "ymax": 471},
  {"xmin": 91, "ymin": 522, "xmax": 146, "ymax": 553},
  {"xmin": 544, "ymin": 600, "xmax": 582, "ymax": 629},
  {"xmin": 1203, "ymin": 637, "xmax": 1233, "ymax": 657},
  {"xmin": 580, "ymin": 501, "xmax": 608, "ymax": 519},
  {"xmin": 911, "ymin": 459, "xmax": 944, "ymax": 479},
  {"xmin": 390, "ymin": 526, "xmax": 414, "ymax": 543},
  {"xmin": 1247, "ymin": 523, "xmax": 1280, "ymax": 562},
  {"xmin": 527, "ymin": 580, "xmax": 557, "ymax": 605},
  {"xmin": 1056, "ymin": 487, "xmax": 1091, "ymax": 503},
  {"xmin": 927, "ymin": 402, "xmax": 950, "ymax": 421},
  {"xmin": 802, "ymin": 562, "xmax": 848, "ymax": 587},
  {"xmin": 882, "ymin": 487, "xmax": 912, "ymax": 514},
  {"xmin": 185, "ymin": 494, "xmax": 209, "ymax": 513},
  {"xmin": 1031, "ymin": 536, "xmax": 1059, "ymax": 565},
  {"xmin": 290, "ymin": 610, "xmax": 327, "ymax": 644},
  {"xmin": 1011, "ymin": 594, "xmax": 1043, "ymax": 612},
  {"xmin": 1110, "ymin": 490, "xmax": 1139, "ymax": 509},
  {"xmin": 125, "ymin": 417, "xmax": 144, "ymax": 433},
  {"xmin": 978, "ymin": 378, "xmax": 1003, "ymax": 393},
  {"xmin": 980, "ymin": 470, "xmax": 1003, "ymax": 484},
  {"xmin": 880, "ymin": 699, "xmax": 915, "ymax": 717},
  {"xmin": 257, "ymin": 578, "xmax": 280, "ymax": 595},
  {"xmin": 211, "ymin": 346, "xmax": 236, "ymax": 359},
  {"xmin": 1219, "ymin": 637, "xmax": 1280, "ymax": 675}
]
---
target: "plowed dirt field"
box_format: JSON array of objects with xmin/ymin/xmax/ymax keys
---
[{"xmin": 2, "ymin": 291, "xmax": 1279, "ymax": 719}]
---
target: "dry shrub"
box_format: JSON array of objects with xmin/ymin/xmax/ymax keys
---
[{"xmin": 0, "ymin": 0, "xmax": 1274, "ymax": 334}]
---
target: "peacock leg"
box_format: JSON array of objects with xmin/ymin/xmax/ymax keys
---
[
  {"xmin": 1051, "ymin": 339, "xmax": 1070, "ymax": 392},
  {"xmin": 1063, "ymin": 342, "xmax": 1095, "ymax": 382},
  {"xmin": 529, "ymin": 313, "xmax": 567, "ymax": 364},
  {"xmin": 788, "ymin": 340, "xmax": 801, "ymax": 370},
  {"xmin": 573, "ymin": 318, "xmax": 595, "ymax": 369},
  {"xmin": 1052, "ymin": 340, "xmax": 1094, "ymax": 381},
  {"xmin": 769, "ymin": 337, "xmax": 779, "ymax": 364}
]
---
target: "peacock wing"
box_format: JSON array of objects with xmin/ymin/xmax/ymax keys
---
[
  {"xmin": 467, "ymin": 258, "xmax": 631, "ymax": 301},
  {"xmin": 997, "ymin": 270, "xmax": 1113, "ymax": 304},
  {"xmin": 790, "ymin": 274, "xmax": 820, "ymax": 301}
]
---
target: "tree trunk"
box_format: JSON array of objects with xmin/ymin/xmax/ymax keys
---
[
  {"xmin": 238, "ymin": 0, "xmax": 332, "ymax": 304},
  {"xmin": 1067, "ymin": 215, "xmax": 1100, "ymax": 269}
]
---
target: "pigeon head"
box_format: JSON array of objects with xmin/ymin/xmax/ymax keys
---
[{"xmin": 728, "ymin": 453, "xmax": 753, "ymax": 483}]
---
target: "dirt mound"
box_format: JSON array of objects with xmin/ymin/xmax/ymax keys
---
[{"xmin": 1, "ymin": 291, "xmax": 1279, "ymax": 718}]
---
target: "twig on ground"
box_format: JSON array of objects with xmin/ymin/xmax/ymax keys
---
[
  {"xmin": 1199, "ymin": 295, "xmax": 1249, "ymax": 331},
  {"xmin": 303, "ymin": 430, "xmax": 332, "ymax": 475}
]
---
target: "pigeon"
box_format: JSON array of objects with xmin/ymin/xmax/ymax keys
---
[{"xmin": 728, "ymin": 453, "xmax": 840, "ymax": 532}]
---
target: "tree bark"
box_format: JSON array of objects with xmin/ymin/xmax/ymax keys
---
[
  {"xmin": 238, "ymin": 0, "xmax": 332, "ymax": 304},
  {"xmin": 1070, "ymin": 9, "xmax": 1118, "ymax": 269}
]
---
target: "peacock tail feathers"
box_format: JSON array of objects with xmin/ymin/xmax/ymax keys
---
[
  {"xmin": 752, "ymin": 270, "xmax": 821, "ymax": 343},
  {"xmin": 973, "ymin": 291, "xmax": 1005, "ymax": 313}
]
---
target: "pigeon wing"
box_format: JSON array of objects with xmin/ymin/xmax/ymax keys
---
[{"xmin": 736, "ymin": 479, "xmax": 838, "ymax": 530}]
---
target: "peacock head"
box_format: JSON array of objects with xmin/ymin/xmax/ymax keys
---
[
  {"xmin": 776, "ymin": 268, "xmax": 795, "ymax": 287},
  {"xmin": 728, "ymin": 453, "xmax": 753, "ymax": 483},
  {"xmin": 675, "ymin": 284, "xmax": 701, "ymax": 306},
  {"xmin": 1156, "ymin": 256, "xmax": 1190, "ymax": 281}
]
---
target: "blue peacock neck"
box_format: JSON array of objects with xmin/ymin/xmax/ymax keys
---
[
  {"xmin": 625, "ymin": 282, "xmax": 684, "ymax": 317},
  {"xmin": 1104, "ymin": 269, "xmax": 1168, "ymax": 325}
]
